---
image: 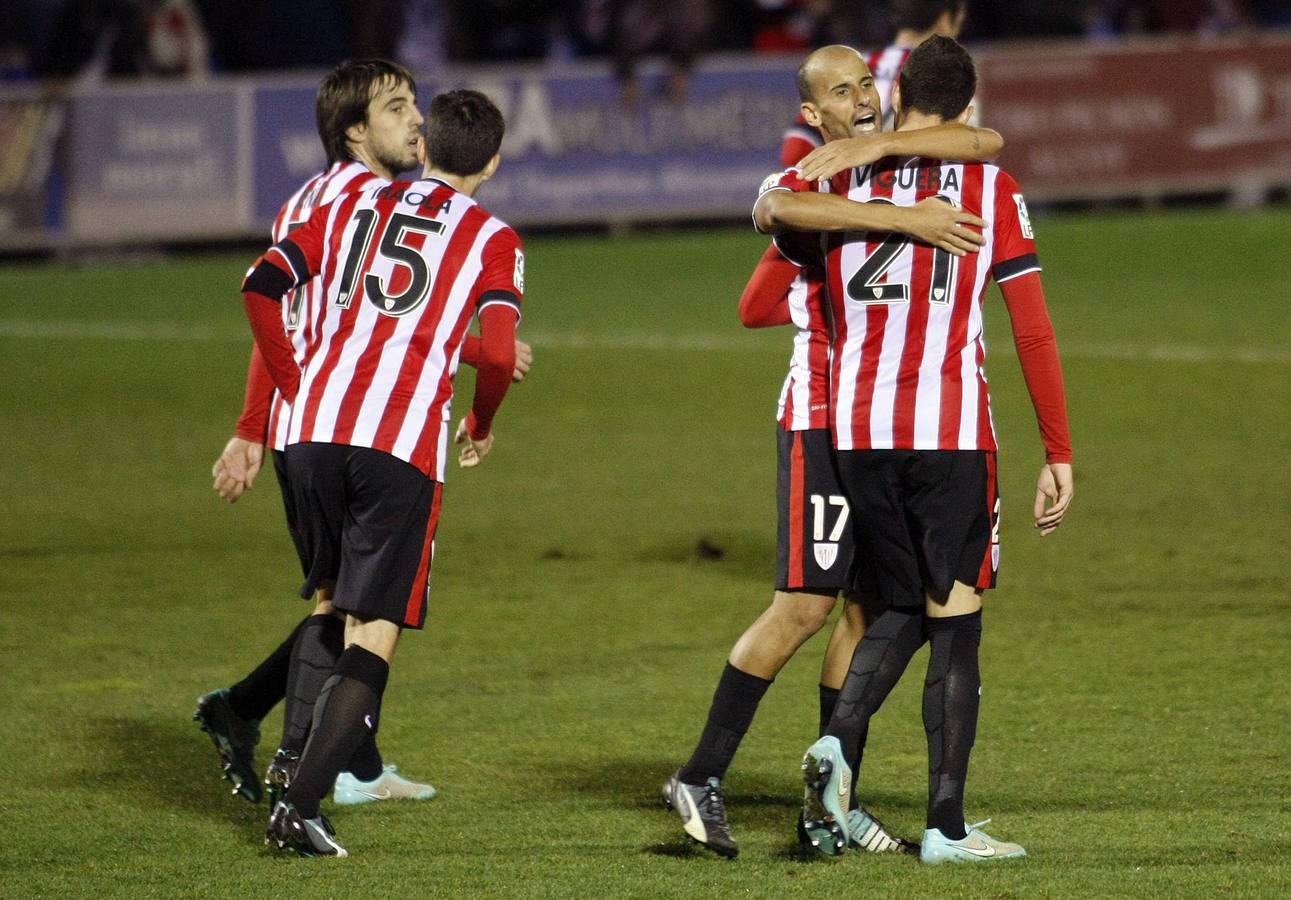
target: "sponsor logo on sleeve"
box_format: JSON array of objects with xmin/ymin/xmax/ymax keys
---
[
  {"xmin": 1013, "ymin": 193, "xmax": 1034, "ymax": 239},
  {"xmin": 513, "ymin": 249, "xmax": 525, "ymax": 293}
]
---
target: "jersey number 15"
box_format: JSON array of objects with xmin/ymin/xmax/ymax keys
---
[{"xmin": 336, "ymin": 210, "xmax": 446, "ymax": 317}]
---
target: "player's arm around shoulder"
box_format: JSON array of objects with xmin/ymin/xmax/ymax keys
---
[
  {"xmin": 755, "ymin": 174, "xmax": 985, "ymax": 256},
  {"xmin": 752, "ymin": 168, "xmax": 810, "ymax": 235},
  {"xmin": 796, "ymin": 111, "xmax": 1002, "ymax": 182}
]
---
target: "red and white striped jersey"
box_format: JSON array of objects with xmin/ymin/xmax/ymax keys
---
[
  {"xmin": 754, "ymin": 168, "xmax": 852, "ymax": 432},
  {"xmin": 823, "ymin": 157, "xmax": 1041, "ymax": 451},
  {"xmin": 265, "ymin": 161, "xmax": 382, "ymax": 451},
  {"xmin": 770, "ymin": 44, "xmax": 913, "ymax": 431},
  {"xmin": 270, "ymin": 177, "xmax": 524, "ymax": 480},
  {"xmin": 768, "ymin": 235, "xmax": 830, "ymax": 431}
]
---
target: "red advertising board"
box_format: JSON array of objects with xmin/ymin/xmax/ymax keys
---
[{"xmin": 977, "ymin": 34, "xmax": 1291, "ymax": 200}]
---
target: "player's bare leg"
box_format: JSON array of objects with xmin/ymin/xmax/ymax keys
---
[
  {"xmin": 729, "ymin": 591, "xmax": 836, "ymax": 679},
  {"xmin": 925, "ymin": 580, "xmax": 982, "ymax": 619},
  {"xmin": 819, "ymin": 596, "xmax": 866, "ymax": 693}
]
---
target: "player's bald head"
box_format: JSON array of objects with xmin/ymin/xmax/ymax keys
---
[{"xmin": 796, "ymin": 45, "xmax": 868, "ymax": 103}]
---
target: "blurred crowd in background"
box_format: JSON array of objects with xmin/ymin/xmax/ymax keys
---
[{"xmin": 2, "ymin": 0, "xmax": 1289, "ymax": 84}]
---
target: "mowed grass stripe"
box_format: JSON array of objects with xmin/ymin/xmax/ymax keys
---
[{"xmin": 3, "ymin": 319, "xmax": 1290, "ymax": 365}]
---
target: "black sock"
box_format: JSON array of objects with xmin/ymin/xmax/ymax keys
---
[
  {"xmin": 286, "ymin": 645, "xmax": 389, "ymax": 819},
  {"xmin": 280, "ymin": 614, "xmax": 344, "ymax": 754},
  {"xmin": 825, "ymin": 608, "xmax": 925, "ymax": 780},
  {"xmin": 817, "ymin": 684, "xmax": 839, "ymax": 737},
  {"xmin": 345, "ymin": 733, "xmax": 384, "ymax": 782},
  {"xmin": 923, "ymin": 611, "xmax": 982, "ymax": 841},
  {"xmin": 677, "ymin": 663, "xmax": 772, "ymax": 785},
  {"xmin": 343, "ymin": 692, "xmax": 384, "ymax": 782},
  {"xmin": 225, "ymin": 616, "xmax": 308, "ymax": 722}
]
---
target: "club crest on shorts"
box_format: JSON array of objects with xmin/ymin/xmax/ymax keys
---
[{"xmin": 813, "ymin": 542, "xmax": 839, "ymax": 570}]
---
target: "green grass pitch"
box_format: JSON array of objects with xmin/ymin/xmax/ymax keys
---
[{"xmin": 1, "ymin": 207, "xmax": 1288, "ymax": 898}]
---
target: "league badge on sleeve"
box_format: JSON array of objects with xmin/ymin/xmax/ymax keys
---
[
  {"xmin": 759, "ymin": 171, "xmax": 785, "ymax": 196},
  {"xmin": 1013, "ymin": 194, "xmax": 1034, "ymax": 239},
  {"xmin": 513, "ymin": 249, "xmax": 525, "ymax": 293}
]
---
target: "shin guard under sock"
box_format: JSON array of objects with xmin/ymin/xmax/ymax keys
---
[
  {"xmin": 825, "ymin": 608, "xmax": 925, "ymax": 779},
  {"xmin": 923, "ymin": 610, "xmax": 982, "ymax": 840},
  {"xmin": 280, "ymin": 614, "xmax": 344, "ymax": 753},
  {"xmin": 285, "ymin": 645, "xmax": 389, "ymax": 819}
]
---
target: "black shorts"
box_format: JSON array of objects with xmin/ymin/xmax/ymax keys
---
[
  {"xmin": 836, "ymin": 449, "xmax": 999, "ymax": 608},
  {"xmin": 272, "ymin": 449, "xmax": 312, "ymax": 579},
  {"xmin": 776, "ymin": 428, "xmax": 854, "ymax": 593},
  {"xmin": 284, "ymin": 442, "xmax": 443, "ymax": 630}
]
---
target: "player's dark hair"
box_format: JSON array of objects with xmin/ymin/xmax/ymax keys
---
[
  {"xmin": 890, "ymin": 0, "xmax": 966, "ymax": 33},
  {"xmin": 425, "ymin": 90, "xmax": 506, "ymax": 176},
  {"xmin": 897, "ymin": 35, "xmax": 976, "ymax": 122},
  {"xmin": 316, "ymin": 58, "xmax": 417, "ymax": 167}
]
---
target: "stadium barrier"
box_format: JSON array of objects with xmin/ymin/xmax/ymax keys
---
[{"xmin": 2, "ymin": 33, "xmax": 1289, "ymax": 250}]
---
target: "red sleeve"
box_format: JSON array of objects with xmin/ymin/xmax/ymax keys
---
[
  {"xmin": 753, "ymin": 166, "xmax": 815, "ymax": 233},
  {"xmin": 474, "ymin": 227, "xmax": 524, "ymax": 319},
  {"xmin": 240, "ymin": 250, "xmax": 301, "ymax": 401},
  {"xmin": 998, "ymin": 272, "xmax": 1072, "ymax": 464},
  {"xmin": 234, "ymin": 344, "xmax": 275, "ymax": 442},
  {"xmin": 990, "ymin": 170, "xmax": 1042, "ymax": 283},
  {"xmin": 780, "ymin": 116, "xmax": 822, "ymax": 167},
  {"xmin": 739, "ymin": 244, "xmax": 798, "ymax": 328},
  {"xmin": 466, "ymin": 305, "xmax": 518, "ymax": 440},
  {"xmin": 459, "ymin": 334, "xmax": 481, "ymax": 367},
  {"xmin": 464, "ymin": 227, "xmax": 524, "ymax": 440}
]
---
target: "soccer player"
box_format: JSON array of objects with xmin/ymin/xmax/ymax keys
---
[
  {"xmin": 663, "ymin": 44, "xmax": 1003, "ymax": 859},
  {"xmin": 759, "ymin": 37, "xmax": 1073, "ymax": 862},
  {"xmin": 781, "ymin": 0, "xmax": 968, "ymax": 166},
  {"xmin": 196, "ymin": 59, "xmax": 455, "ymax": 808},
  {"xmin": 243, "ymin": 88, "xmax": 524, "ymax": 858}
]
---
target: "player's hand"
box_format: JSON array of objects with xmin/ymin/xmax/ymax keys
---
[
  {"xmin": 796, "ymin": 135, "xmax": 887, "ymax": 182},
  {"xmin": 454, "ymin": 417, "xmax": 494, "ymax": 468},
  {"xmin": 512, "ymin": 339, "xmax": 533, "ymax": 382},
  {"xmin": 904, "ymin": 199, "xmax": 985, "ymax": 256},
  {"xmin": 211, "ymin": 436, "xmax": 265, "ymax": 503},
  {"xmin": 1034, "ymin": 462, "xmax": 1073, "ymax": 535}
]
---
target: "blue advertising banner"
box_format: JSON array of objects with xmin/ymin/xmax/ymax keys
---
[
  {"xmin": 65, "ymin": 86, "xmax": 245, "ymax": 242},
  {"xmin": 419, "ymin": 62, "xmax": 797, "ymax": 226},
  {"xmin": 252, "ymin": 84, "xmax": 325, "ymax": 227},
  {"xmin": 244, "ymin": 60, "xmax": 799, "ymax": 232}
]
